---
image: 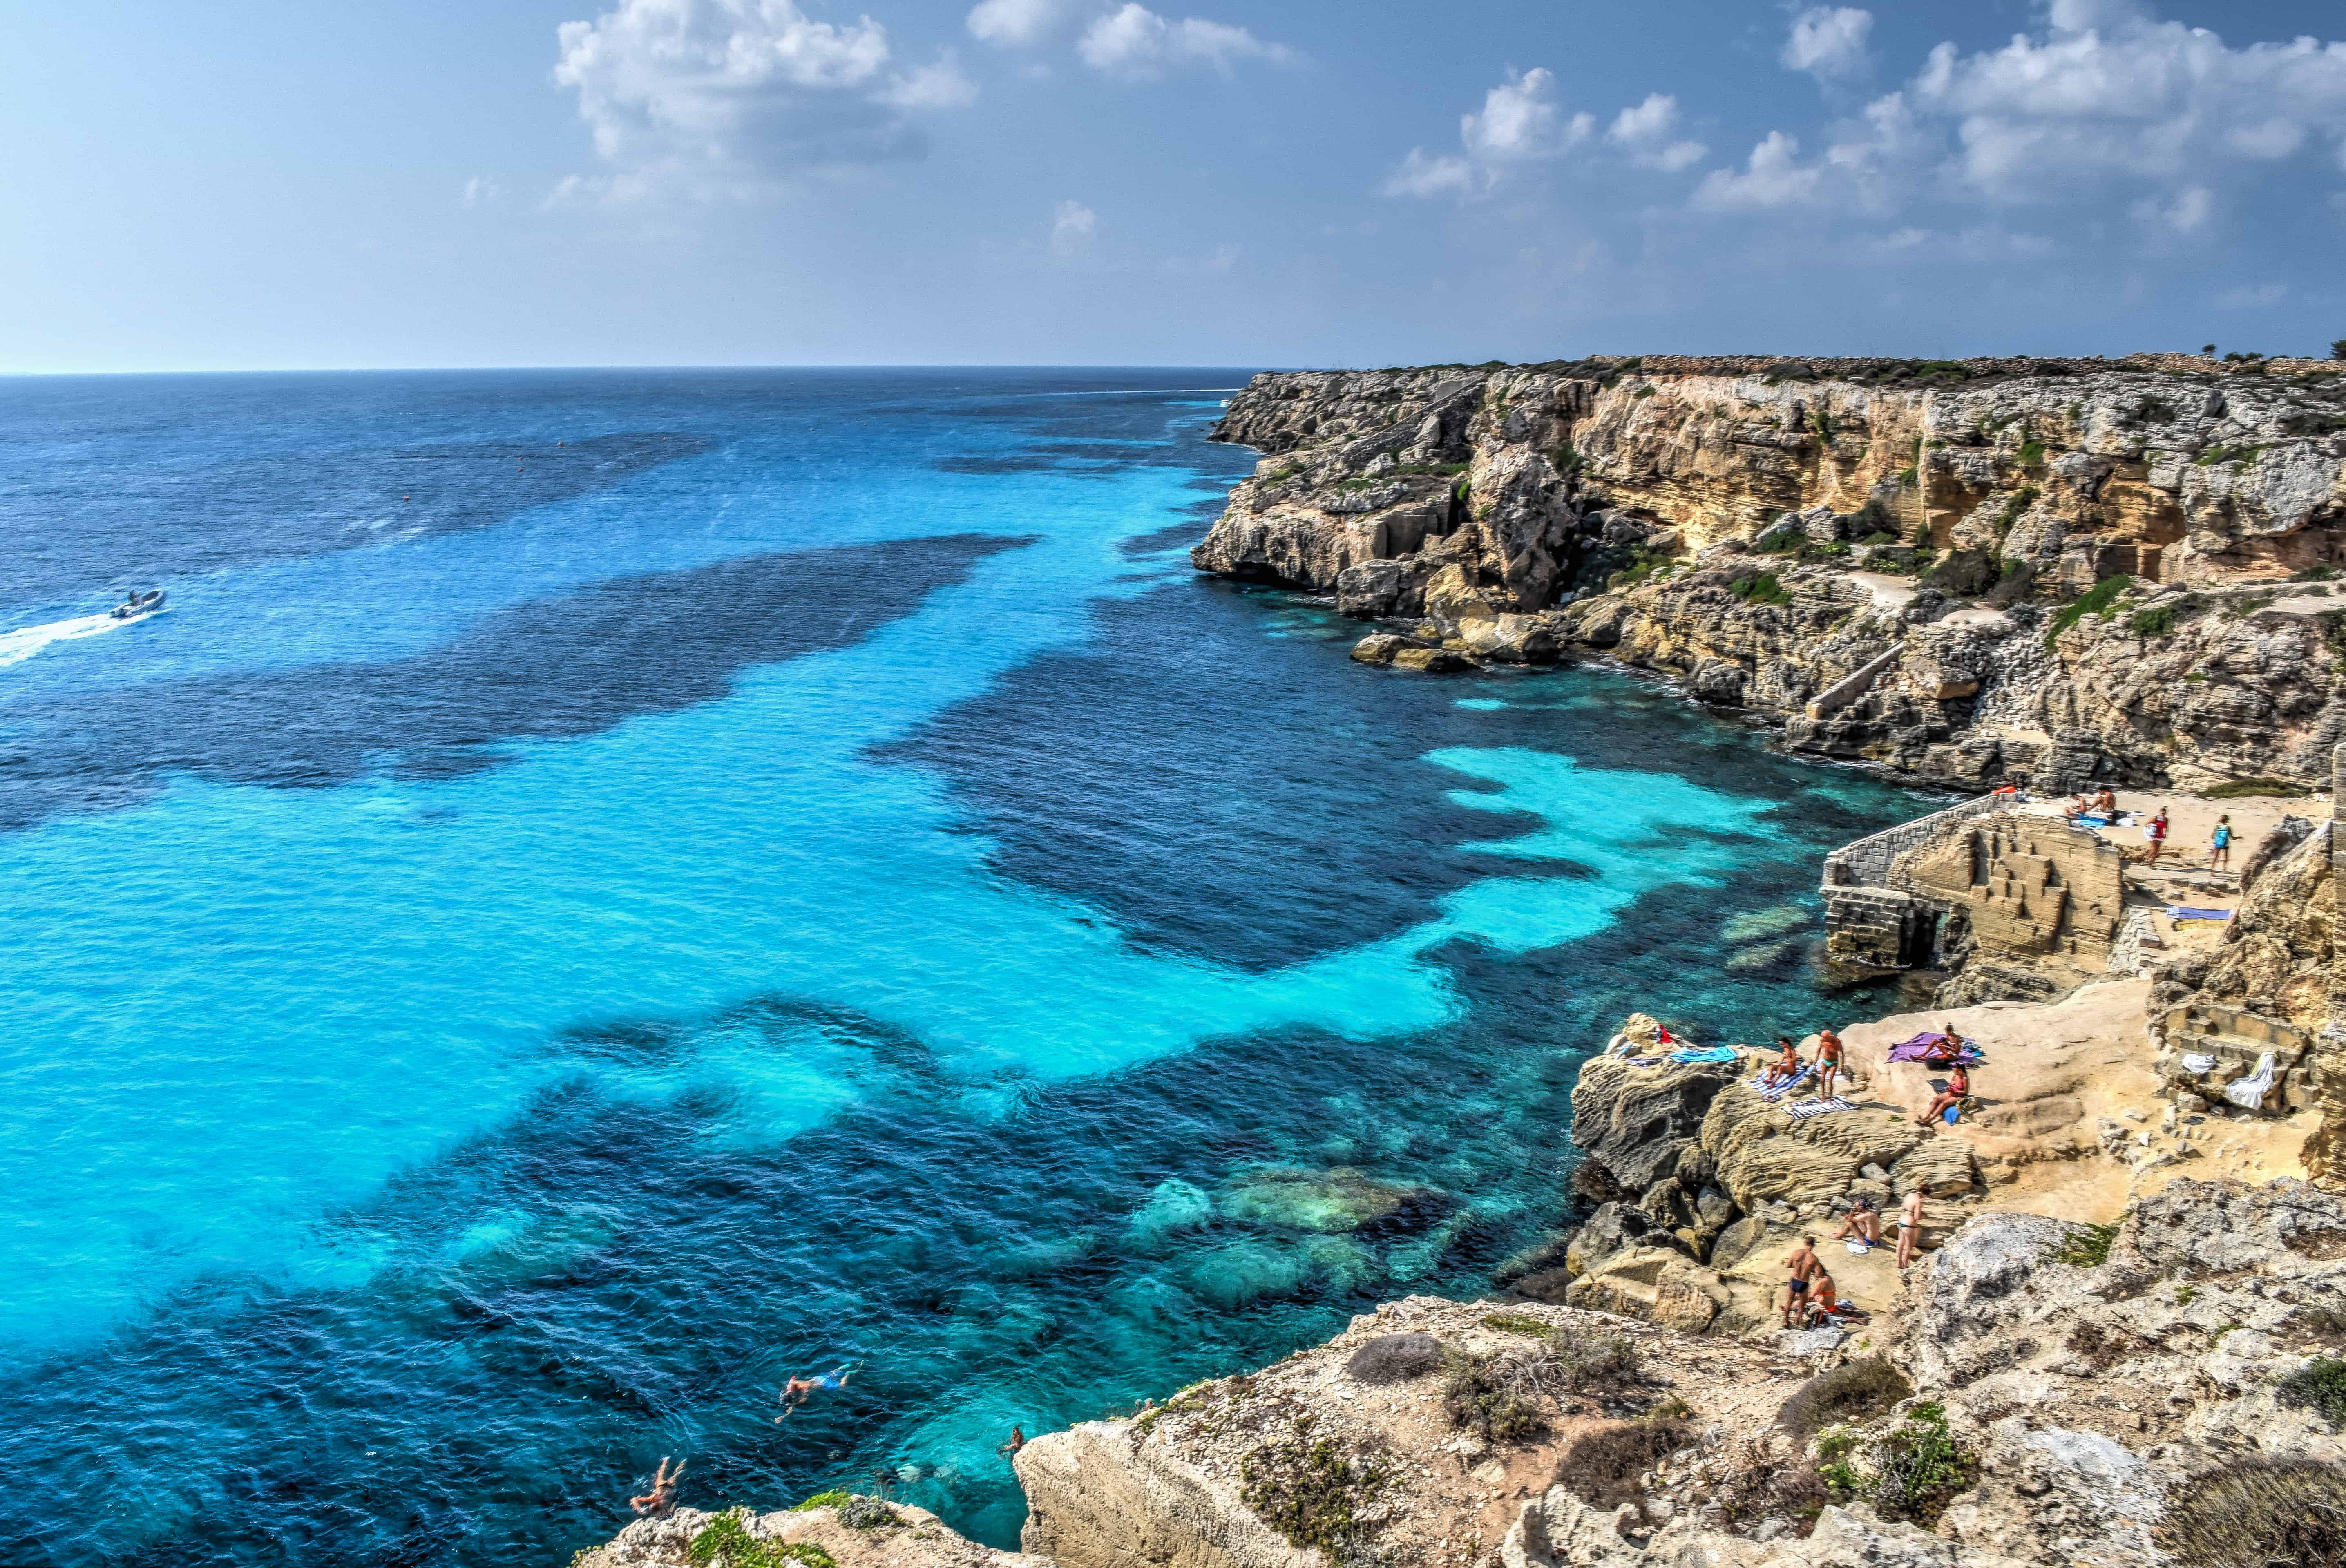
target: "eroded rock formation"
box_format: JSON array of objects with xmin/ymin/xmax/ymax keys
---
[{"xmin": 1197, "ymin": 355, "xmax": 2346, "ymax": 790}]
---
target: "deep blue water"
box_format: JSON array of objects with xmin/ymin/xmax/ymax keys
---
[{"xmin": 0, "ymin": 368, "xmax": 1924, "ymax": 1565}]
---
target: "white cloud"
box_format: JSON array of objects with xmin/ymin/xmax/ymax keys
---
[
  {"xmin": 1051, "ymin": 197, "xmax": 1097, "ymax": 253},
  {"xmin": 1378, "ymin": 148, "xmax": 1483, "ymax": 199},
  {"xmin": 1782, "ymin": 7, "xmax": 1873, "ymax": 80},
  {"xmin": 966, "ymin": 0, "xmax": 1071, "ymax": 47},
  {"xmin": 461, "ymin": 176, "xmax": 503, "ymax": 208},
  {"xmin": 2133, "ymin": 183, "xmax": 2213, "ymax": 231},
  {"xmin": 2214, "ymin": 281, "xmax": 2288, "ymax": 308},
  {"xmin": 1605, "ymin": 92, "xmax": 1707, "ymax": 171},
  {"xmin": 1461, "ymin": 68, "xmax": 1590, "ymax": 161},
  {"xmin": 877, "ymin": 51, "xmax": 979, "ymax": 109},
  {"xmin": 1076, "ymin": 4, "xmax": 1292, "ymax": 78},
  {"xmin": 551, "ymin": 0, "xmax": 974, "ymax": 195},
  {"xmin": 1693, "ymin": 130, "xmax": 1825, "ymax": 209}
]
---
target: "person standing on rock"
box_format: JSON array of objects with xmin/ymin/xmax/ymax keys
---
[
  {"xmin": 2144, "ymin": 806, "xmax": 2170, "ymax": 865},
  {"xmin": 2210, "ymin": 815, "xmax": 2233, "ymax": 871},
  {"xmin": 1780, "ymin": 1236, "xmax": 1821, "ymax": 1327},
  {"xmin": 1896, "ymin": 1188, "xmax": 1926, "ymax": 1269},
  {"xmin": 1815, "ymin": 1028, "xmax": 1845, "ymax": 1100}
]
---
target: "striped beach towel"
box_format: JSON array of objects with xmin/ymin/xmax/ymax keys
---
[
  {"xmin": 1784, "ymin": 1096, "xmax": 1856, "ymax": 1122},
  {"xmin": 1756, "ymin": 1065, "xmax": 1814, "ymax": 1103}
]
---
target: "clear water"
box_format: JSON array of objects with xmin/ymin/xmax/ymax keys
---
[{"xmin": 0, "ymin": 369, "xmax": 1924, "ymax": 1565}]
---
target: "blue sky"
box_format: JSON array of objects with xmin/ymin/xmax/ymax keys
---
[{"xmin": 4, "ymin": 0, "xmax": 2343, "ymax": 371}]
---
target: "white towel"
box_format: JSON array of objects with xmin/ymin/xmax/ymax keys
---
[
  {"xmin": 2221, "ymin": 1052, "xmax": 2276, "ymax": 1111},
  {"xmin": 2179, "ymin": 1052, "xmax": 2215, "ymax": 1075}
]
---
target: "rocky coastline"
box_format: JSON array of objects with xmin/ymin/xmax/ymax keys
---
[
  {"xmin": 1193, "ymin": 354, "xmax": 2346, "ymax": 794},
  {"xmin": 577, "ymin": 356, "xmax": 2346, "ymax": 1568}
]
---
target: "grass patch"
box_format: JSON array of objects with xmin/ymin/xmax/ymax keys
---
[
  {"xmin": 1239, "ymin": 1427, "xmax": 1387, "ymax": 1560},
  {"xmin": 2128, "ymin": 605, "xmax": 2178, "ymax": 637},
  {"xmin": 688, "ymin": 1512, "xmax": 837, "ymax": 1568},
  {"xmin": 2047, "ymin": 574, "xmax": 2132, "ymax": 648},
  {"xmin": 2158, "ymin": 1458, "xmax": 2346, "ymax": 1568},
  {"xmin": 2017, "ymin": 438, "xmax": 2046, "ymax": 468},
  {"xmin": 1551, "ymin": 444, "xmax": 1586, "ymax": 476},
  {"xmin": 2045, "ymin": 1222, "xmax": 2118, "ymax": 1267},
  {"xmin": 2202, "ymin": 777, "xmax": 2311, "ymax": 799},
  {"xmin": 2279, "ymin": 1358, "xmax": 2346, "ymax": 1427},
  {"xmin": 1780, "ymin": 1356, "xmax": 1913, "ymax": 1439},
  {"xmin": 789, "ymin": 1491, "xmax": 853, "ymax": 1512},
  {"xmin": 1481, "ymin": 1311, "xmax": 1552, "ymax": 1336},
  {"xmin": 1999, "ymin": 485, "xmax": 2042, "ymax": 527},
  {"xmin": 2195, "ymin": 442, "xmax": 2266, "ymax": 467},
  {"xmin": 1391, "ymin": 462, "xmax": 1469, "ymax": 477}
]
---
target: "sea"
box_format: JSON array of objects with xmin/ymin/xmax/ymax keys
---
[{"xmin": 0, "ymin": 368, "xmax": 1924, "ymax": 1565}]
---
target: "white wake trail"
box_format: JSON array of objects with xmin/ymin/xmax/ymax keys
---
[{"xmin": 0, "ymin": 610, "xmax": 158, "ymax": 670}]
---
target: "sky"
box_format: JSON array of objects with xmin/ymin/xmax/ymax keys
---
[{"xmin": 3, "ymin": 0, "xmax": 2344, "ymax": 371}]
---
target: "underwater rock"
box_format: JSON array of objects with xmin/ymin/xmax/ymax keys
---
[{"xmin": 1219, "ymin": 1166, "xmax": 1437, "ymax": 1234}]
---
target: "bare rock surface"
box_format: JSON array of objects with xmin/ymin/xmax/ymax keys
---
[{"xmin": 577, "ymin": 1500, "xmax": 1047, "ymax": 1568}]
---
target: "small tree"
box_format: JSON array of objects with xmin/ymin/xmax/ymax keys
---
[
  {"xmin": 2201, "ymin": 343, "xmax": 2216, "ymax": 355},
  {"xmin": 2331, "ymin": 338, "xmax": 2346, "ymax": 362}
]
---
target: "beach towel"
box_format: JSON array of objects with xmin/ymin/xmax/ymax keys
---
[
  {"xmin": 1784, "ymin": 1096, "xmax": 1856, "ymax": 1122},
  {"xmin": 2180, "ymin": 1052, "xmax": 2216, "ymax": 1075},
  {"xmin": 1942, "ymin": 1104, "xmax": 1960, "ymax": 1125},
  {"xmin": 2222, "ymin": 1052, "xmax": 2276, "ymax": 1112},
  {"xmin": 1888, "ymin": 1032, "xmax": 1980, "ymax": 1065},
  {"xmin": 1669, "ymin": 1045, "xmax": 1740, "ymax": 1065},
  {"xmin": 1624, "ymin": 1056, "xmax": 1662, "ymax": 1068},
  {"xmin": 2168, "ymin": 906, "xmax": 2232, "ymax": 922},
  {"xmin": 1756, "ymin": 1065, "xmax": 1814, "ymax": 1103}
]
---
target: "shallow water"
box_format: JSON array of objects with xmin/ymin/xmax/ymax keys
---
[{"xmin": 0, "ymin": 369, "xmax": 1924, "ymax": 1563}]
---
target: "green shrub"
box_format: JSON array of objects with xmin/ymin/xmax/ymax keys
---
[
  {"xmin": 688, "ymin": 1512, "xmax": 837, "ymax": 1568},
  {"xmin": 1859, "ymin": 530, "xmax": 1901, "ymax": 546},
  {"xmin": 1729, "ymin": 572, "xmax": 1792, "ymax": 607},
  {"xmin": 790, "ymin": 1491, "xmax": 853, "ymax": 1512},
  {"xmin": 2017, "ymin": 439, "xmax": 2047, "ymax": 468},
  {"xmin": 1345, "ymin": 1332, "xmax": 1446, "ymax": 1384},
  {"xmin": 1481, "ymin": 1311, "xmax": 1552, "ymax": 1336},
  {"xmin": 2333, "ymin": 338, "xmax": 2346, "ymax": 362},
  {"xmin": 1780, "ymin": 1356, "xmax": 1913, "ymax": 1439},
  {"xmin": 2158, "ymin": 1458, "xmax": 2346, "ymax": 1568},
  {"xmin": 2290, "ymin": 564, "xmax": 2340, "ymax": 581},
  {"xmin": 1898, "ymin": 466, "xmax": 1919, "ymax": 485},
  {"xmin": 1814, "ymin": 1427, "xmax": 1860, "ymax": 1463},
  {"xmin": 1441, "ymin": 1348, "xmax": 1550, "ymax": 1442},
  {"xmin": 2046, "ymin": 574, "xmax": 2133, "ymax": 647},
  {"xmin": 2279, "ymin": 1358, "xmax": 2346, "ymax": 1427},
  {"xmin": 1239, "ymin": 1429, "xmax": 1387, "ymax": 1558},
  {"xmin": 2128, "ymin": 605, "xmax": 2177, "ymax": 637},
  {"xmin": 1871, "ymin": 1402, "xmax": 1973, "ymax": 1524},
  {"xmin": 1921, "ymin": 548, "xmax": 2002, "ymax": 599},
  {"xmin": 1553, "ymin": 1416, "xmax": 1696, "ymax": 1508},
  {"xmin": 2202, "ymin": 777, "xmax": 2310, "ymax": 799},
  {"xmin": 2044, "ymin": 1222, "xmax": 2118, "ymax": 1266},
  {"xmin": 1999, "ymin": 485, "xmax": 2042, "ymax": 527},
  {"xmin": 835, "ymin": 1497, "xmax": 901, "ymax": 1530},
  {"xmin": 1551, "ymin": 444, "xmax": 1586, "ymax": 476},
  {"xmin": 1819, "ymin": 1460, "xmax": 1863, "ymax": 1494}
]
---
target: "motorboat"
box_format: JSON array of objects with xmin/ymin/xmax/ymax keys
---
[{"xmin": 109, "ymin": 589, "xmax": 167, "ymax": 621}]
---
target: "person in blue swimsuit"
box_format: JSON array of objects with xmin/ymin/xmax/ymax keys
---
[
  {"xmin": 777, "ymin": 1361, "xmax": 860, "ymax": 1422},
  {"xmin": 2210, "ymin": 815, "xmax": 2233, "ymax": 871}
]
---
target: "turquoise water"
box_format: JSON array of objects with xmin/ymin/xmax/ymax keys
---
[{"xmin": 0, "ymin": 370, "xmax": 1921, "ymax": 1563}]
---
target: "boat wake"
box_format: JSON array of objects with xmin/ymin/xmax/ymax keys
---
[{"xmin": 0, "ymin": 608, "xmax": 162, "ymax": 670}]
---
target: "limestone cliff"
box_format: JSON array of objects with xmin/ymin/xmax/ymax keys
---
[
  {"xmin": 581, "ymin": 1179, "xmax": 2346, "ymax": 1568},
  {"xmin": 1196, "ymin": 355, "xmax": 2346, "ymax": 791}
]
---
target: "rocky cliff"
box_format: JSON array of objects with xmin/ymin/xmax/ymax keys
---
[
  {"xmin": 1195, "ymin": 355, "xmax": 2346, "ymax": 791},
  {"xmin": 580, "ymin": 1180, "xmax": 2346, "ymax": 1568}
]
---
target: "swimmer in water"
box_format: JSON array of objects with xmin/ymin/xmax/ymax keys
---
[
  {"xmin": 630, "ymin": 1456, "xmax": 684, "ymax": 1516},
  {"xmin": 776, "ymin": 1361, "xmax": 860, "ymax": 1422}
]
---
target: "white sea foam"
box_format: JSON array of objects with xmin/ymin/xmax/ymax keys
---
[{"xmin": 0, "ymin": 609, "xmax": 159, "ymax": 669}]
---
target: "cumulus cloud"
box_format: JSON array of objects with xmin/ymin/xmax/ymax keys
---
[
  {"xmin": 1461, "ymin": 68, "xmax": 1591, "ymax": 161},
  {"xmin": 1693, "ymin": 130, "xmax": 1826, "ymax": 209},
  {"xmin": 1691, "ymin": 5, "xmax": 2346, "ymax": 228},
  {"xmin": 966, "ymin": 0, "xmax": 1072, "ymax": 47},
  {"xmin": 551, "ymin": 0, "xmax": 975, "ymax": 195},
  {"xmin": 1051, "ymin": 197, "xmax": 1097, "ymax": 253},
  {"xmin": 1782, "ymin": 7, "xmax": 1874, "ymax": 80},
  {"xmin": 1606, "ymin": 92, "xmax": 1707, "ymax": 171},
  {"xmin": 1075, "ymin": 4, "xmax": 1292, "ymax": 78}
]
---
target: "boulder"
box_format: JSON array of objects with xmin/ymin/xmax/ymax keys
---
[
  {"xmin": 1391, "ymin": 646, "xmax": 1470, "ymax": 673},
  {"xmin": 1349, "ymin": 633, "xmax": 1404, "ymax": 666},
  {"xmin": 1571, "ymin": 1054, "xmax": 1741, "ymax": 1192}
]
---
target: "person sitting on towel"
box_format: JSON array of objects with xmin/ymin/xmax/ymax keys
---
[
  {"xmin": 1917, "ymin": 1023, "xmax": 1964, "ymax": 1068},
  {"xmin": 1803, "ymin": 1271, "xmax": 1841, "ymax": 1328},
  {"xmin": 1758, "ymin": 1036, "xmax": 1801, "ymax": 1091},
  {"xmin": 1831, "ymin": 1196, "xmax": 1881, "ymax": 1250},
  {"xmin": 2094, "ymin": 788, "xmax": 2117, "ymax": 815},
  {"xmin": 1914, "ymin": 1063, "xmax": 1970, "ymax": 1128}
]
